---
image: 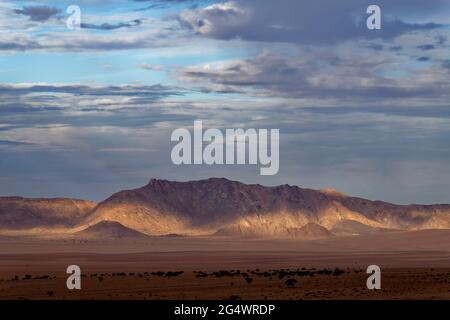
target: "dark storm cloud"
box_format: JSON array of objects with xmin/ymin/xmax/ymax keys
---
[
  {"xmin": 417, "ymin": 56, "xmax": 430, "ymax": 62},
  {"xmin": 81, "ymin": 19, "xmax": 143, "ymax": 30},
  {"xmin": 177, "ymin": 0, "xmax": 446, "ymax": 44},
  {"xmin": 14, "ymin": 6, "xmax": 61, "ymax": 22}
]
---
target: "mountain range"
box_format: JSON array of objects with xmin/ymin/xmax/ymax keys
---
[{"xmin": 1, "ymin": 178, "xmax": 450, "ymax": 239}]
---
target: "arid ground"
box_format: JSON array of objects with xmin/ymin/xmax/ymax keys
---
[{"xmin": 0, "ymin": 231, "xmax": 449, "ymax": 300}]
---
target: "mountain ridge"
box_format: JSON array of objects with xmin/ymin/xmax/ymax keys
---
[{"xmin": 1, "ymin": 178, "xmax": 450, "ymax": 239}]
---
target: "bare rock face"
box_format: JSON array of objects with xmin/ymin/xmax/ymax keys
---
[{"xmin": 2, "ymin": 178, "xmax": 450, "ymax": 238}]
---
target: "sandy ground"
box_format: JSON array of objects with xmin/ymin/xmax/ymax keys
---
[{"xmin": 0, "ymin": 231, "xmax": 449, "ymax": 300}]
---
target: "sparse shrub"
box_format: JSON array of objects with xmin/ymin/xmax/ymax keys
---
[
  {"xmin": 195, "ymin": 271, "xmax": 208, "ymax": 278},
  {"xmin": 285, "ymin": 279, "xmax": 298, "ymax": 288},
  {"xmin": 317, "ymin": 269, "xmax": 332, "ymax": 275},
  {"xmin": 333, "ymin": 268, "xmax": 345, "ymax": 276},
  {"xmin": 165, "ymin": 271, "xmax": 184, "ymax": 277}
]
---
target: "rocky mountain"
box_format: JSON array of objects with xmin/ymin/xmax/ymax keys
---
[
  {"xmin": 77, "ymin": 178, "xmax": 450, "ymax": 238},
  {"xmin": 1, "ymin": 178, "xmax": 450, "ymax": 238}
]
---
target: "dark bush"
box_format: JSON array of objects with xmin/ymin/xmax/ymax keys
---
[
  {"xmin": 333, "ymin": 268, "xmax": 345, "ymax": 276},
  {"xmin": 165, "ymin": 271, "xmax": 184, "ymax": 277},
  {"xmin": 195, "ymin": 271, "xmax": 208, "ymax": 278},
  {"xmin": 285, "ymin": 279, "xmax": 298, "ymax": 287}
]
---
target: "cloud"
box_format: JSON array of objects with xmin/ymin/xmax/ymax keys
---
[
  {"xmin": 13, "ymin": 6, "xmax": 60, "ymax": 22},
  {"xmin": 177, "ymin": 0, "xmax": 447, "ymax": 44},
  {"xmin": 135, "ymin": 0, "xmax": 203, "ymax": 11},
  {"xmin": 0, "ymin": 4, "xmax": 186, "ymax": 53},
  {"xmin": 180, "ymin": 49, "xmax": 450, "ymax": 103},
  {"xmin": 0, "ymin": 27, "xmax": 185, "ymax": 52},
  {"xmin": 3, "ymin": 87, "xmax": 450, "ymax": 203},
  {"xmin": 0, "ymin": 39, "xmax": 42, "ymax": 51},
  {"xmin": 417, "ymin": 44, "xmax": 435, "ymax": 51},
  {"xmin": 81, "ymin": 19, "xmax": 143, "ymax": 30},
  {"xmin": 435, "ymin": 35, "xmax": 447, "ymax": 44},
  {"xmin": 443, "ymin": 60, "xmax": 450, "ymax": 69},
  {"xmin": 0, "ymin": 139, "xmax": 35, "ymax": 148},
  {"xmin": 138, "ymin": 63, "xmax": 162, "ymax": 71},
  {"xmin": 2, "ymin": 0, "xmax": 450, "ymax": 204},
  {"xmin": 0, "ymin": 83, "xmax": 184, "ymax": 104}
]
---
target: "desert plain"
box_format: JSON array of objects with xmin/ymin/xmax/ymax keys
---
[{"xmin": 0, "ymin": 230, "xmax": 449, "ymax": 300}]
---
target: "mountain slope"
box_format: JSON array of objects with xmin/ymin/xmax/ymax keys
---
[{"xmin": 0, "ymin": 197, "xmax": 96, "ymax": 230}]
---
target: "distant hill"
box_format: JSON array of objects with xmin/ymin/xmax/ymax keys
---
[{"xmin": 75, "ymin": 221, "xmax": 148, "ymax": 239}]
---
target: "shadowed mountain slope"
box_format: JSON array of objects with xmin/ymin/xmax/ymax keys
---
[{"xmin": 0, "ymin": 197, "xmax": 96, "ymax": 230}]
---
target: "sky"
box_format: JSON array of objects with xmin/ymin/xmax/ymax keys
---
[{"xmin": 0, "ymin": 0, "xmax": 450, "ymax": 204}]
